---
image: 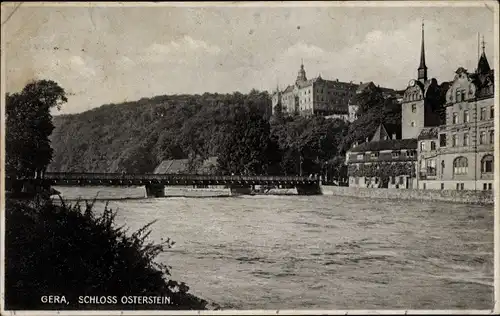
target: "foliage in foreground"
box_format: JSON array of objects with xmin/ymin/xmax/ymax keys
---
[{"xmin": 5, "ymin": 197, "xmax": 215, "ymax": 310}]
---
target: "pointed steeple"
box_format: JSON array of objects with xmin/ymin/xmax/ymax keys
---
[
  {"xmin": 418, "ymin": 19, "xmax": 428, "ymax": 82},
  {"xmin": 477, "ymin": 36, "xmax": 491, "ymax": 75},
  {"xmin": 296, "ymin": 59, "xmax": 307, "ymax": 84}
]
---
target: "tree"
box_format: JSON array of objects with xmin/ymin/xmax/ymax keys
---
[
  {"xmin": 6, "ymin": 80, "xmax": 67, "ymax": 178},
  {"xmin": 339, "ymin": 88, "xmax": 400, "ymax": 153},
  {"xmin": 270, "ymin": 115, "xmax": 349, "ymax": 176},
  {"xmin": 217, "ymin": 110, "xmax": 274, "ymax": 175}
]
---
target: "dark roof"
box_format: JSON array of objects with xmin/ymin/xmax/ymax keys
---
[
  {"xmin": 477, "ymin": 52, "xmax": 491, "ymax": 75},
  {"xmin": 417, "ymin": 127, "xmax": 439, "ymax": 140},
  {"xmin": 383, "ymin": 123, "xmax": 401, "ymax": 139},
  {"xmin": 349, "ymin": 138, "xmax": 417, "ymax": 153}
]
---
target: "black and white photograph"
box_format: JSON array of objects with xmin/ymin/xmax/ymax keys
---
[{"xmin": 1, "ymin": 1, "xmax": 498, "ymax": 314}]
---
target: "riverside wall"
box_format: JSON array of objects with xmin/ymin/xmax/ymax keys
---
[{"xmin": 320, "ymin": 185, "xmax": 494, "ymax": 205}]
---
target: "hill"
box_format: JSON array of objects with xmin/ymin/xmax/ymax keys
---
[{"xmin": 48, "ymin": 91, "xmax": 272, "ymax": 173}]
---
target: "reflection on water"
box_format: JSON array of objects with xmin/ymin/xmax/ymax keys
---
[{"xmin": 54, "ymin": 186, "xmax": 494, "ymax": 310}]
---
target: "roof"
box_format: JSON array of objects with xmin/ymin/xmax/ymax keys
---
[
  {"xmin": 383, "ymin": 123, "xmax": 401, "ymax": 139},
  {"xmin": 417, "ymin": 127, "xmax": 439, "ymax": 140},
  {"xmin": 349, "ymin": 138, "xmax": 417, "ymax": 153},
  {"xmin": 356, "ymin": 81, "xmax": 376, "ymax": 94},
  {"xmin": 477, "ymin": 52, "xmax": 491, "ymax": 75},
  {"xmin": 283, "ymin": 85, "xmax": 294, "ymax": 93}
]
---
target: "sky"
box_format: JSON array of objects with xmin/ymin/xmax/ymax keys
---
[{"xmin": 2, "ymin": 1, "xmax": 497, "ymax": 114}]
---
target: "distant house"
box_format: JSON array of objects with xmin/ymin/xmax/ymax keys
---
[
  {"xmin": 346, "ymin": 123, "xmax": 417, "ymax": 189},
  {"xmin": 153, "ymin": 157, "xmax": 218, "ymax": 174}
]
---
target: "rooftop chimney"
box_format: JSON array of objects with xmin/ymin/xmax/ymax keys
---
[{"xmin": 392, "ymin": 133, "xmax": 397, "ymax": 140}]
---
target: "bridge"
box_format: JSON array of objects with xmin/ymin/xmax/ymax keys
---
[{"xmin": 6, "ymin": 173, "xmax": 323, "ymax": 197}]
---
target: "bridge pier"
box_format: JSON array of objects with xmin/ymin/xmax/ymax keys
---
[
  {"xmin": 145, "ymin": 184, "xmax": 165, "ymax": 198},
  {"xmin": 229, "ymin": 184, "xmax": 252, "ymax": 195},
  {"xmin": 296, "ymin": 183, "xmax": 322, "ymax": 195}
]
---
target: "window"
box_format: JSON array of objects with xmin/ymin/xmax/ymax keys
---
[
  {"xmin": 463, "ymin": 133, "xmax": 469, "ymax": 146},
  {"xmin": 412, "ymin": 104, "xmax": 416, "ymax": 113},
  {"xmin": 461, "ymin": 89, "xmax": 466, "ymax": 101},
  {"xmin": 441, "ymin": 160, "xmax": 445, "ymax": 174},
  {"xmin": 423, "ymin": 183, "xmax": 426, "ymax": 190},
  {"xmin": 392, "ymin": 151, "xmax": 400, "ymax": 158},
  {"xmin": 456, "ymin": 183, "xmax": 460, "ymax": 190},
  {"xmin": 408, "ymin": 150, "xmax": 415, "ymax": 157},
  {"xmin": 452, "ymin": 134, "xmax": 457, "ymax": 147},
  {"xmin": 490, "ymin": 106, "xmax": 494, "ymax": 120},
  {"xmin": 370, "ymin": 152, "xmax": 379, "ymax": 159},
  {"xmin": 481, "ymin": 155, "xmax": 494, "ymax": 173},
  {"xmin": 391, "ymin": 177, "xmax": 395, "ymax": 185},
  {"xmin": 455, "ymin": 89, "xmax": 461, "ymax": 102},
  {"xmin": 411, "ymin": 121, "xmax": 415, "ymax": 127},
  {"xmin": 439, "ymin": 134, "xmax": 447, "ymax": 147},
  {"xmin": 420, "ymin": 159, "xmax": 426, "ymax": 171},
  {"xmin": 483, "ymin": 183, "xmax": 488, "ymax": 190},
  {"xmin": 463, "ymin": 110, "xmax": 469, "ymax": 123},
  {"xmin": 427, "ymin": 159, "xmax": 436, "ymax": 176},
  {"xmin": 452, "ymin": 112, "xmax": 458, "ymax": 124},
  {"xmin": 420, "ymin": 142, "xmax": 426, "ymax": 151},
  {"xmin": 357, "ymin": 154, "xmax": 364, "ymax": 160},
  {"xmin": 399, "ymin": 176, "xmax": 404, "ymax": 185},
  {"xmin": 480, "ymin": 131, "xmax": 486, "ymax": 145},
  {"xmin": 430, "ymin": 141, "xmax": 436, "ymax": 151},
  {"xmin": 480, "ymin": 108, "xmax": 486, "ymax": 120},
  {"xmin": 460, "ymin": 183, "xmax": 464, "ymax": 190},
  {"xmin": 488, "ymin": 183, "xmax": 492, "ymax": 190},
  {"xmin": 441, "ymin": 183, "xmax": 444, "ymax": 190},
  {"xmin": 453, "ymin": 157, "xmax": 468, "ymax": 175},
  {"xmin": 489, "ymin": 130, "xmax": 494, "ymax": 144}
]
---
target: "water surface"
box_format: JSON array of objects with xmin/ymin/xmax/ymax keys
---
[{"xmin": 55, "ymin": 186, "xmax": 494, "ymax": 310}]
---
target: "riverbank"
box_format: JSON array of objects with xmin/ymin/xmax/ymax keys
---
[{"xmin": 321, "ymin": 185, "xmax": 494, "ymax": 205}]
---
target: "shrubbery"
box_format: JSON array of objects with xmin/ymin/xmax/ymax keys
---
[{"xmin": 5, "ymin": 196, "xmax": 215, "ymax": 310}]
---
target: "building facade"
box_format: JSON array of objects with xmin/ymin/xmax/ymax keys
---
[
  {"xmin": 346, "ymin": 124, "xmax": 417, "ymax": 188},
  {"xmin": 272, "ymin": 62, "xmax": 358, "ymax": 119},
  {"xmin": 417, "ymin": 45, "xmax": 495, "ymax": 191}
]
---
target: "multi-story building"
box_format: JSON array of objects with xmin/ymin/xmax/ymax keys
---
[
  {"xmin": 417, "ymin": 41, "xmax": 495, "ymax": 191},
  {"xmin": 271, "ymin": 62, "xmax": 358, "ymax": 119},
  {"xmin": 346, "ymin": 123, "xmax": 417, "ymax": 188},
  {"xmin": 346, "ymin": 22, "xmax": 439, "ymax": 189}
]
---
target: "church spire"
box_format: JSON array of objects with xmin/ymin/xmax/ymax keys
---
[
  {"xmin": 418, "ymin": 19, "xmax": 428, "ymax": 82},
  {"xmin": 477, "ymin": 35, "xmax": 491, "ymax": 75}
]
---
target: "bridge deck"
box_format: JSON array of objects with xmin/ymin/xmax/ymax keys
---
[{"xmin": 9, "ymin": 173, "xmax": 319, "ymax": 187}]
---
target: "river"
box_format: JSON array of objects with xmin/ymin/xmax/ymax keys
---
[{"xmin": 54, "ymin": 186, "xmax": 494, "ymax": 310}]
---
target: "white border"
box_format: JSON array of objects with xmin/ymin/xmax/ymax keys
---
[{"xmin": 0, "ymin": 1, "xmax": 499, "ymax": 315}]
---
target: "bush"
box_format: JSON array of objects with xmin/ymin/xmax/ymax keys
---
[{"xmin": 4, "ymin": 197, "xmax": 215, "ymax": 310}]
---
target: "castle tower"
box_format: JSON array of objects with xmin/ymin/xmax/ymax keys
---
[
  {"xmin": 417, "ymin": 20, "xmax": 428, "ymax": 82},
  {"xmin": 296, "ymin": 59, "xmax": 307, "ymax": 84}
]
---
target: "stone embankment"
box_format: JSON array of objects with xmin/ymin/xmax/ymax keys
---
[{"xmin": 321, "ymin": 185, "xmax": 494, "ymax": 205}]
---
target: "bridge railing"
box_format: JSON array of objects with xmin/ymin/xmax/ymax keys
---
[{"xmin": 43, "ymin": 173, "xmax": 318, "ymax": 182}]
